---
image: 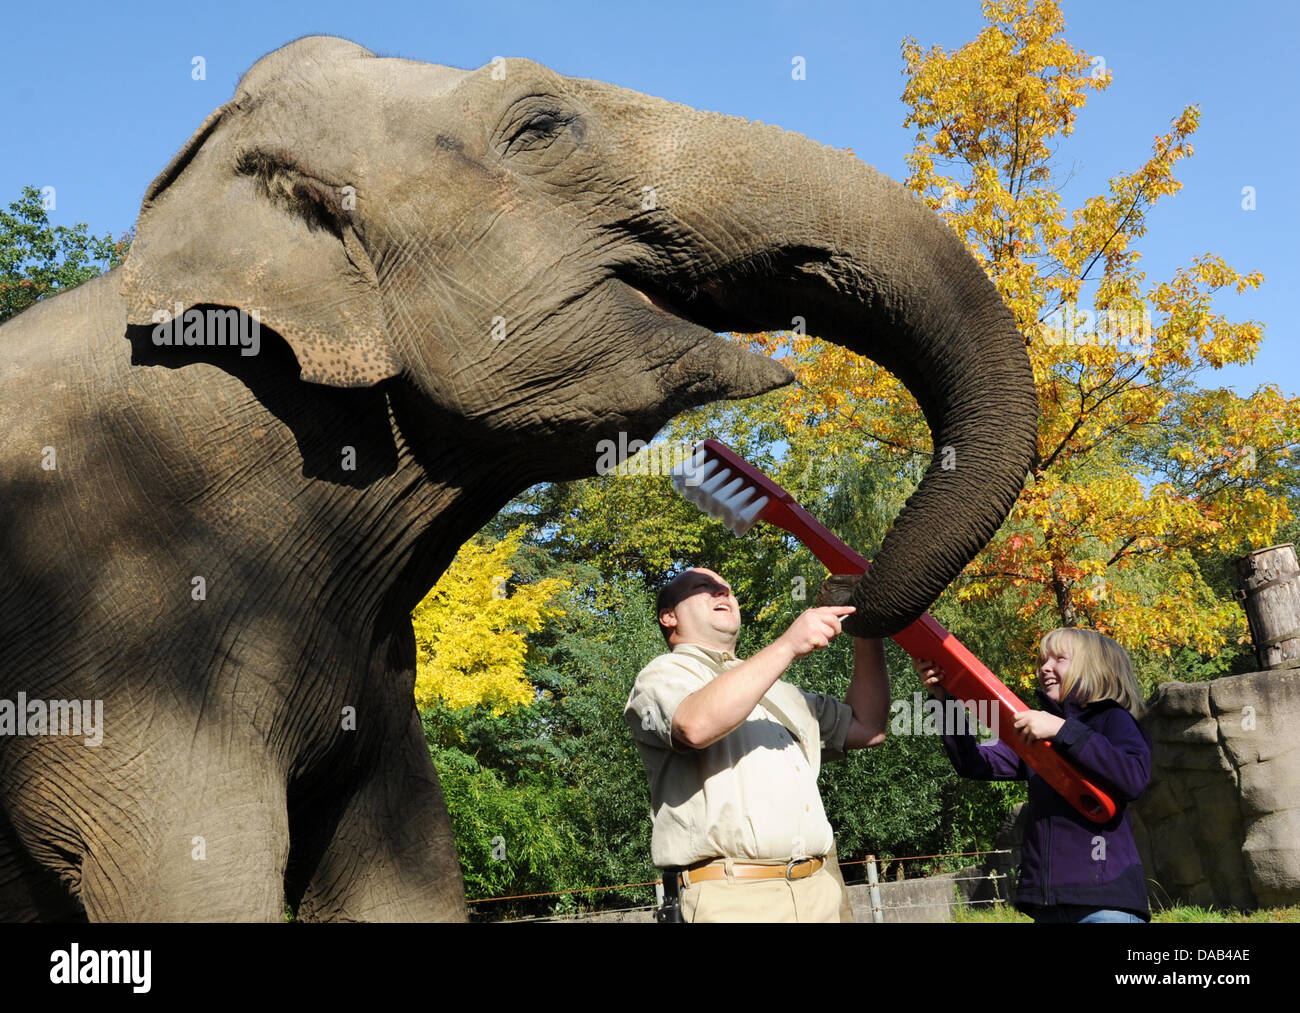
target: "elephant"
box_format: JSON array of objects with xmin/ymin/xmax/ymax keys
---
[{"xmin": 0, "ymin": 35, "xmax": 1038, "ymax": 921}]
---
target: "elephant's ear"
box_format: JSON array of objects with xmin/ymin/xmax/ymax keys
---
[{"xmin": 120, "ymin": 104, "xmax": 400, "ymax": 388}]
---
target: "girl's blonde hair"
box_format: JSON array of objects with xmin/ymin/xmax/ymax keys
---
[{"xmin": 1038, "ymin": 627, "xmax": 1145, "ymax": 720}]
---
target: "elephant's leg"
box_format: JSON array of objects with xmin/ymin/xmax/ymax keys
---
[
  {"xmin": 0, "ymin": 806, "xmax": 83, "ymax": 922},
  {"xmin": 77, "ymin": 742, "xmax": 291, "ymax": 922},
  {"xmin": 291, "ymin": 708, "xmax": 466, "ymax": 922}
]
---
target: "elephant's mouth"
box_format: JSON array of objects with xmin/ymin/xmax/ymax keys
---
[
  {"xmin": 616, "ymin": 272, "xmax": 766, "ymax": 338},
  {"xmin": 626, "ymin": 282, "xmax": 676, "ymax": 316},
  {"xmin": 621, "ymin": 276, "xmax": 714, "ymax": 326},
  {"xmin": 590, "ymin": 273, "xmax": 793, "ymax": 426}
]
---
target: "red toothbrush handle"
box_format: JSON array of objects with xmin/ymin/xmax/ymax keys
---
[
  {"xmin": 695, "ymin": 441, "xmax": 1117, "ymax": 823},
  {"xmin": 890, "ymin": 616, "xmax": 1117, "ymax": 823}
]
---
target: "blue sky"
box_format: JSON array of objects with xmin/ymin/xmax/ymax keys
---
[{"xmin": 5, "ymin": 0, "xmax": 1296, "ymax": 396}]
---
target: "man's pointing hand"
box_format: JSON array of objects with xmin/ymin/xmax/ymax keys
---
[{"xmin": 779, "ymin": 606, "xmax": 856, "ymax": 659}]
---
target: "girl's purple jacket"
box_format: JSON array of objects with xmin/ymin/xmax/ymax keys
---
[{"xmin": 942, "ymin": 689, "xmax": 1153, "ymax": 919}]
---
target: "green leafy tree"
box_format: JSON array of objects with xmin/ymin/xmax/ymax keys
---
[
  {"xmin": 410, "ymin": 527, "xmax": 568, "ymax": 714},
  {"xmin": 425, "ymin": 565, "xmax": 668, "ymax": 918},
  {"xmin": 1, "ymin": 185, "xmax": 128, "ymax": 323}
]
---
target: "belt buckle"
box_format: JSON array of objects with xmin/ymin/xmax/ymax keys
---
[{"xmin": 785, "ymin": 855, "xmax": 822, "ymax": 880}]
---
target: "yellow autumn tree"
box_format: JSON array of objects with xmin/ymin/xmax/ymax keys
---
[
  {"xmin": 411, "ymin": 527, "xmax": 569, "ymax": 714},
  {"xmin": 749, "ymin": 0, "xmax": 1300, "ymax": 686}
]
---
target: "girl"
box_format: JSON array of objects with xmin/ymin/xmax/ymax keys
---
[{"xmin": 916, "ymin": 627, "xmax": 1153, "ymax": 923}]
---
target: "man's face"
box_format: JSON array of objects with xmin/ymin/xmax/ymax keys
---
[{"xmin": 659, "ymin": 568, "xmax": 741, "ymax": 649}]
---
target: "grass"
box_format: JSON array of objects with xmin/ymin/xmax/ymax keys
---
[
  {"xmin": 1151, "ymin": 904, "xmax": 1300, "ymax": 923},
  {"xmin": 952, "ymin": 902, "xmax": 1300, "ymax": 923},
  {"xmin": 953, "ymin": 902, "xmax": 1033, "ymax": 922}
]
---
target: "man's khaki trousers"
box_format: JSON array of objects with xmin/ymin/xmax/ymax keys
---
[{"xmin": 678, "ymin": 850, "xmax": 854, "ymax": 923}]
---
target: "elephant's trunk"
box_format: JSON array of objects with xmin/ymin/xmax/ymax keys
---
[{"xmin": 608, "ymin": 93, "xmax": 1040, "ymax": 636}]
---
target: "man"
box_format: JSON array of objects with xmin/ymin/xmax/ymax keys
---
[{"xmin": 624, "ymin": 568, "xmax": 890, "ymax": 922}]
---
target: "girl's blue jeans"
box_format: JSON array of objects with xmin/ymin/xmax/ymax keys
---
[{"xmin": 1030, "ymin": 904, "xmax": 1144, "ymax": 923}]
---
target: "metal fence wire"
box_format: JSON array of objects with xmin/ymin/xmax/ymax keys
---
[{"xmin": 471, "ymin": 848, "xmax": 1014, "ymax": 923}]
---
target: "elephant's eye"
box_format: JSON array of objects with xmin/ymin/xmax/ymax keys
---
[
  {"xmin": 504, "ymin": 109, "xmax": 579, "ymax": 155},
  {"xmin": 521, "ymin": 112, "xmax": 563, "ymax": 136}
]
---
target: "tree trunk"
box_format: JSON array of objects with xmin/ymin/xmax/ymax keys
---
[{"xmin": 1235, "ymin": 543, "xmax": 1300, "ymax": 670}]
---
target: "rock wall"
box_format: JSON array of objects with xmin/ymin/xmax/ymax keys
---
[{"xmin": 1136, "ymin": 668, "xmax": 1300, "ymax": 909}]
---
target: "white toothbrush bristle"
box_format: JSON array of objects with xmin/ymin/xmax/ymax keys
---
[
  {"xmin": 719, "ymin": 486, "xmax": 751, "ymax": 515},
  {"xmin": 693, "ymin": 459, "xmax": 719, "ymax": 490},
  {"xmin": 732, "ymin": 493, "xmax": 769, "ymax": 534},
  {"xmin": 669, "ymin": 443, "xmax": 771, "ymax": 536},
  {"xmin": 699, "ymin": 467, "xmax": 732, "ymax": 498},
  {"xmin": 673, "ymin": 453, "xmax": 718, "ymax": 507},
  {"xmin": 671, "ymin": 449, "xmax": 705, "ymax": 490},
  {"xmin": 712, "ymin": 477, "xmax": 747, "ymax": 515}
]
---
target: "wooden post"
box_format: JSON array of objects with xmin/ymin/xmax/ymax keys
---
[
  {"xmin": 1235, "ymin": 543, "xmax": 1300, "ymax": 670},
  {"xmin": 865, "ymin": 854, "xmax": 884, "ymax": 924}
]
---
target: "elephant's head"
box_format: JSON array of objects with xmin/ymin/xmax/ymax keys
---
[{"xmin": 120, "ymin": 36, "xmax": 1039, "ymax": 637}]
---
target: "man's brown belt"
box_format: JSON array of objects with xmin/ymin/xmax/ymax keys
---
[{"xmin": 678, "ymin": 856, "xmax": 826, "ymax": 886}]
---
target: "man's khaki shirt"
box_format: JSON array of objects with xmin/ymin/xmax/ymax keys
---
[{"xmin": 624, "ymin": 642, "xmax": 854, "ymax": 868}]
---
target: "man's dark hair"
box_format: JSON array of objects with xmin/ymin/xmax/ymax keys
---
[{"xmin": 655, "ymin": 578, "xmax": 679, "ymax": 646}]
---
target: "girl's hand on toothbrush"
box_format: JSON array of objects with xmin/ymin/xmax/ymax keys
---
[
  {"xmin": 912, "ymin": 658, "xmax": 950, "ymax": 700},
  {"xmin": 1012, "ymin": 709, "xmax": 1065, "ymax": 744}
]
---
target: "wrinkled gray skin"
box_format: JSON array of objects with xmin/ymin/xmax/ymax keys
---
[{"xmin": 0, "ymin": 37, "xmax": 1038, "ymax": 921}]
